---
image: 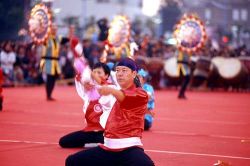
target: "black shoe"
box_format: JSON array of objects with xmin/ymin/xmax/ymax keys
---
[
  {"xmin": 47, "ymin": 97, "xmax": 56, "ymax": 101},
  {"xmin": 0, "ymin": 97, "xmax": 3, "ymax": 111},
  {"xmin": 178, "ymin": 95, "xmax": 187, "ymax": 99}
]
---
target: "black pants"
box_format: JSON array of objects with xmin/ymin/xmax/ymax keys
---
[
  {"xmin": 178, "ymin": 75, "xmax": 190, "ymax": 97},
  {"xmin": 65, "ymin": 146, "xmax": 155, "ymax": 166},
  {"xmin": 59, "ymin": 130, "xmax": 104, "ymax": 148},
  {"xmin": 0, "ymin": 95, "xmax": 3, "ymax": 111},
  {"xmin": 46, "ymin": 74, "xmax": 57, "ymax": 99}
]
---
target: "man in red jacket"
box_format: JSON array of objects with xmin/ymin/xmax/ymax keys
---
[{"xmin": 65, "ymin": 58, "xmax": 154, "ymax": 166}]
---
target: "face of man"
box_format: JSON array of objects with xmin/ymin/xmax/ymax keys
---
[
  {"xmin": 115, "ymin": 66, "xmax": 136, "ymax": 89},
  {"xmin": 93, "ymin": 67, "xmax": 108, "ymax": 80},
  {"xmin": 51, "ymin": 24, "xmax": 57, "ymax": 36}
]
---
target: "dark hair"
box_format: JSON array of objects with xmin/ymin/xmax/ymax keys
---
[
  {"xmin": 93, "ymin": 62, "xmax": 111, "ymax": 76},
  {"xmin": 2, "ymin": 41, "xmax": 13, "ymax": 52},
  {"xmin": 134, "ymin": 75, "xmax": 142, "ymax": 88}
]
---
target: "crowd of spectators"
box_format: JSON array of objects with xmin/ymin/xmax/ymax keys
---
[{"xmin": 0, "ymin": 32, "xmax": 249, "ymax": 87}]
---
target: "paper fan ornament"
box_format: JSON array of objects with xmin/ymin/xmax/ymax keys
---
[
  {"xmin": 174, "ymin": 14, "xmax": 207, "ymax": 53},
  {"xmin": 108, "ymin": 15, "xmax": 130, "ymax": 48},
  {"xmin": 29, "ymin": 3, "xmax": 52, "ymax": 44}
]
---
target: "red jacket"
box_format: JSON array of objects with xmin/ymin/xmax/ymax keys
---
[{"xmin": 104, "ymin": 86, "xmax": 148, "ymax": 138}]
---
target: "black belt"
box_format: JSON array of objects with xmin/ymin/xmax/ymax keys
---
[
  {"xmin": 42, "ymin": 57, "xmax": 59, "ymax": 60},
  {"xmin": 177, "ymin": 60, "xmax": 189, "ymax": 65}
]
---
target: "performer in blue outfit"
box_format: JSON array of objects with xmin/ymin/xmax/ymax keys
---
[{"xmin": 138, "ymin": 68, "xmax": 155, "ymax": 130}]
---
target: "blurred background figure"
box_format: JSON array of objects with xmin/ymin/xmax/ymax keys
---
[
  {"xmin": 0, "ymin": 67, "xmax": 3, "ymax": 111},
  {"xmin": 0, "ymin": 41, "xmax": 16, "ymax": 87},
  {"xmin": 177, "ymin": 50, "xmax": 191, "ymax": 99},
  {"xmin": 138, "ymin": 68, "xmax": 155, "ymax": 130},
  {"xmin": 40, "ymin": 24, "xmax": 61, "ymax": 101},
  {"xmin": 97, "ymin": 18, "xmax": 109, "ymax": 42}
]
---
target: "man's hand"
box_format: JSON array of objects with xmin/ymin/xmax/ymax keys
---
[
  {"xmin": 98, "ymin": 86, "xmax": 113, "ymax": 96},
  {"xmin": 98, "ymin": 86, "xmax": 125, "ymax": 102}
]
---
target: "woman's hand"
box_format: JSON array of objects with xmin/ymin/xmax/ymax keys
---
[
  {"xmin": 83, "ymin": 81, "xmax": 95, "ymax": 91},
  {"xmin": 75, "ymin": 73, "xmax": 81, "ymax": 82}
]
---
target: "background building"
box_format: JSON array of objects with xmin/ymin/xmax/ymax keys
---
[{"xmin": 52, "ymin": 0, "xmax": 146, "ymax": 36}]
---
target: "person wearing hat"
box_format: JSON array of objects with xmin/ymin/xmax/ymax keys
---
[
  {"xmin": 138, "ymin": 68, "xmax": 155, "ymax": 130},
  {"xmin": 65, "ymin": 58, "xmax": 154, "ymax": 166}
]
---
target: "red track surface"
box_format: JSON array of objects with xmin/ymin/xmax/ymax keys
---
[{"xmin": 0, "ymin": 86, "xmax": 250, "ymax": 166}]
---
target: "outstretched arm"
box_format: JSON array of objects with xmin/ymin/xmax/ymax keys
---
[{"xmin": 98, "ymin": 86, "xmax": 125, "ymax": 102}]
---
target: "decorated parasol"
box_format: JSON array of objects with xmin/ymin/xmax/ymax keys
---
[
  {"xmin": 100, "ymin": 15, "xmax": 132, "ymax": 62},
  {"xmin": 108, "ymin": 15, "xmax": 130, "ymax": 48},
  {"xmin": 174, "ymin": 14, "xmax": 207, "ymax": 53},
  {"xmin": 28, "ymin": 3, "xmax": 52, "ymax": 44}
]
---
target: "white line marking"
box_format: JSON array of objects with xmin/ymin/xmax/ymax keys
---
[
  {"xmin": 1, "ymin": 139, "xmax": 249, "ymax": 160},
  {"xmin": 152, "ymin": 131, "xmax": 250, "ymax": 140},
  {"xmin": 145, "ymin": 149, "xmax": 250, "ymax": 160},
  {"xmin": 0, "ymin": 139, "xmax": 57, "ymax": 145},
  {"xmin": 0, "ymin": 121, "xmax": 81, "ymax": 128},
  {"xmin": 155, "ymin": 118, "xmax": 248, "ymax": 125},
  {"xmin": 5, "ymin": 110, "xmax": 83, "ymax": 116}
]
